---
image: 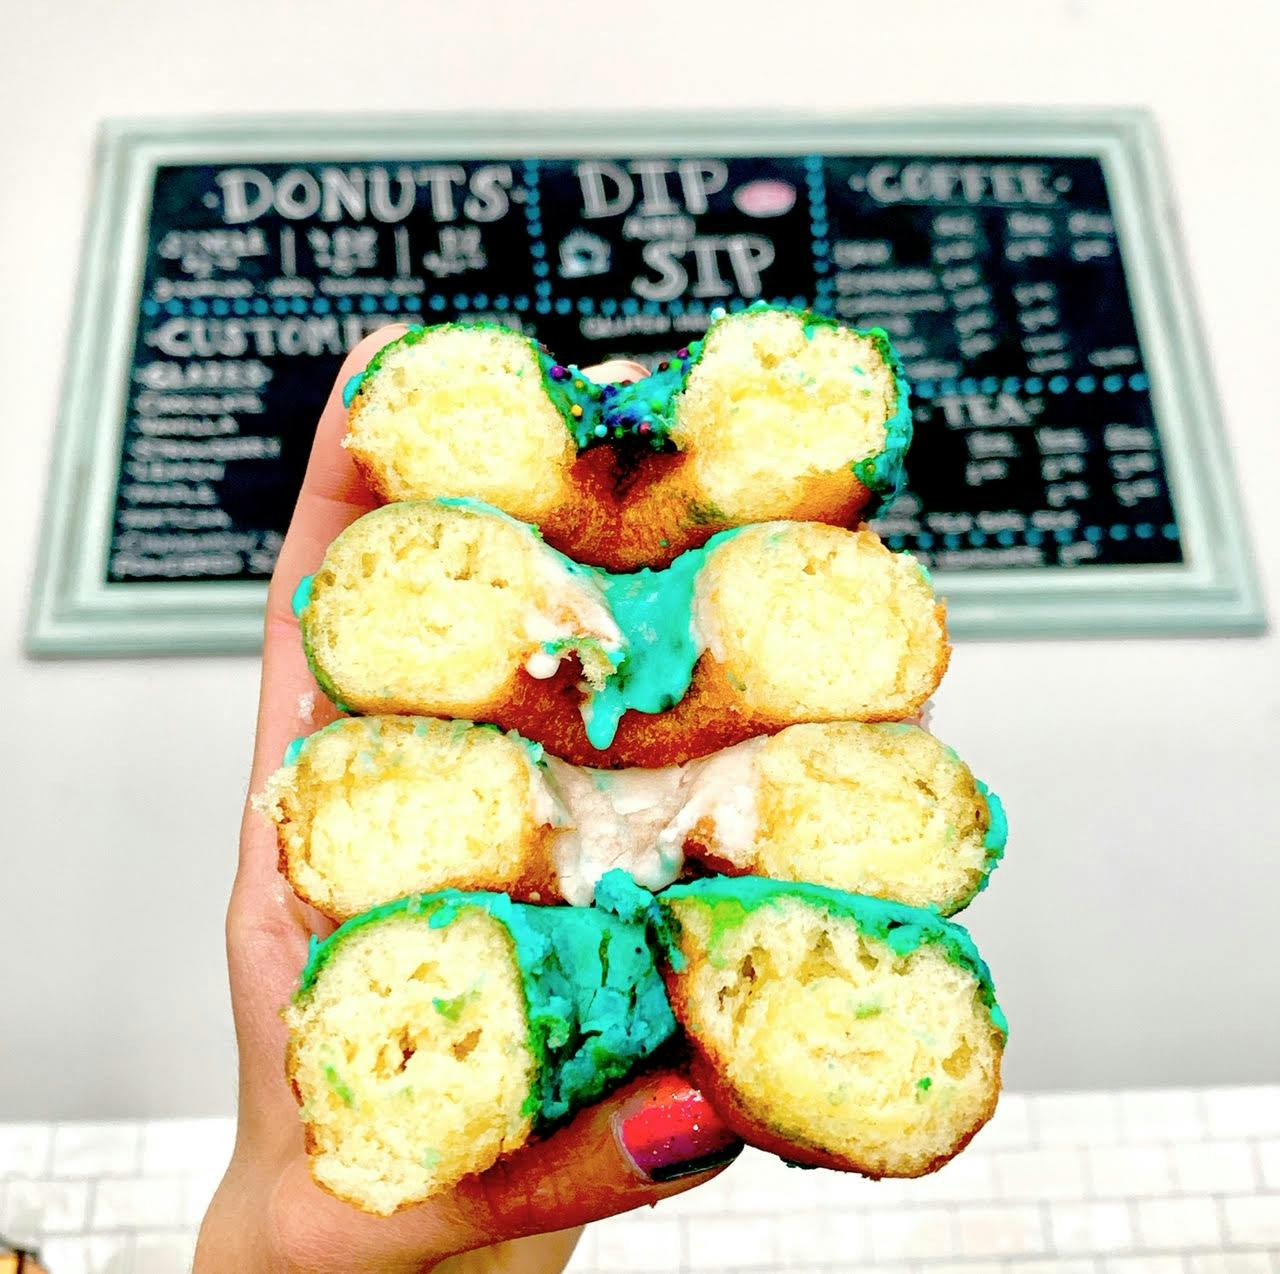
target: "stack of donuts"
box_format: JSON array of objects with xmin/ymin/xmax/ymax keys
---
[{"xmin": 263, "ymin": 303, "xmax": 1008, "ymax": 1218}]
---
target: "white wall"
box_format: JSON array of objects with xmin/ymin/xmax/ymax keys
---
[{"xmin": 2, "ymin": 0, "xmax": 1277, "ymax": 1119}]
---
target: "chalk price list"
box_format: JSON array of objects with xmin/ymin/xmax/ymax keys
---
[{"xmin": 108, "ymin": 153, "xmax": 1180, "ymax": 584}]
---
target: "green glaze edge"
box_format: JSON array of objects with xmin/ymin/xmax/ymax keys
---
[
  {"xmin": 941, "ymin": 774, "xmax": 1009, "ymax": 915},
  {"xmin": 657, "ymin": 874, "xmax": 1007, "ymax": 1038},
  {"xmin": 280, "ymin": 714, "xmax": 549, "ymax": 793},
  {"xmin": 342, "ymin": 321, "xmax": 513, "ymax": 410},
  {"xmin": 291, "ymin": 570, "xmax": 357, "ymax": 714},
  {"xmin": 852, "ymin": 328, "xmax": 913, "ymax": 512},
  {"xmin": 294, "ymin": 888, "xmax": 676, "ymax": 1128},
  {"xmin": 971, "ymin": 778, "xmax": 1009, "ymax": 886}
]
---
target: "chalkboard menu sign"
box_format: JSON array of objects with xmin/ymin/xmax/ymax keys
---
[{"xmin": 29, "ymin": 113, "xmax": 1262, "ymax": 653}]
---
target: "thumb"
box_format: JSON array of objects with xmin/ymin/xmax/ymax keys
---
[
  {"xmin": 462, "ymin": 1070, "xmax": 742, "ymax": 1230},
  {"xmin": 272, "ymin": 1070, "xmax": 741, "ymax": 1270}
]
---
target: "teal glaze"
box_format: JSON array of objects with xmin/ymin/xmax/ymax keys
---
[
  {"xmin": 584, "ymin": 527, "xmax": 742, "ymax": 750},
  {"xmin": 595, "ymin": 868, "xmax": 682, "ymax": 965},
  {"xmin": 853, "ymin": 330, "xmax": 913, "ymax": 513},
  {"xmin": 506, "ymin": 728, "xmax": 546, "ymax": 768},
  {"xmin": 341, "ymin": 323, "xmax": 431, "ymax": 408},
  {"xmin": 295, "ymin": 888, "xmax": 676, "ymax": 1128},
  {"xmin": 973, "ymin": 779, "xmax": 1009, "ymax": 894},
  {"xmin": 278, "ymin": 717, "xmax": 379, "ymax": 768},
  {"xmin": 534, "ymin": 350, "xmax": 606, "ymax": 448},
  {"xmin": 341, "ymin": 372, "xmax": 365, "ymax": 409},
  {"xmin": 657, "ymin": 875, "xmax": 1007, "ymax": 1037},
  {"xmin": 291, "ymin": 574, "xmax": 314, "ymax": 618},
  {"xmin": 596, "ymin": 338, "xmax": 706, "ymax": 447},
  {"xmin": 976, "ymin": 780, "xmax": 1008, "ymax": 856},
  {"xmin": 593, "ymin": 868, "xmax": 657, "ymax": 923}
]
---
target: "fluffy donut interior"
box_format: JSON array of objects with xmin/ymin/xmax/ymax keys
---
[
  {"xmin": 671, "ymin": 309, "xmax": 897, "ymax": 519},
  {"xmin": 666, "ymin": 892, "xmax": 1002, "ymax": 1175},
  {"xmin": 301, "ymin": 501, "xmax": 618, "ymax": 714},
  {"xmin": 344, "ymin": 326, "xmax": 574, "ymax": 517},
  {"xmin": 695, "ymin": 523, "xmax": 946, "ymax": 721},
  {"xmin": 286, "ymin": 909, "xmax": 535, "ymax": 1215},
  {"xmin": 732, "ymin": 723, "xmax": 996, "ymax": 914},
  {"xmin": 260, "ymin": 718, "xmax": 553, "ymax": 919}
]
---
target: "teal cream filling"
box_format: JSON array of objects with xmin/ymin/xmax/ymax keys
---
[
  {"xmin": 646, "ymin": 872, "xmax": 1008, "ymax": 1038},
  {"xmin": 296, "ymin": 887, "xmax": 676, "ymax": 1128},
  {"xmin": 340, "ymin": 303, "xmax": 911, "ymax": 504}
]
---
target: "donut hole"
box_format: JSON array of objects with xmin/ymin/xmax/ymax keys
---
[
  {"xmin": 672, "ymin": 310, "xmax": 897, "ymax": 519},
  {"xmin": 286, "ymin": 910, "xmax": 535, "ymax": 1214},
  {"xmin": 260, "ymin": 717, "xmax": 553, "ymax": 920},
  {"xmin": 345, "ymin": 327, "xmax": 575, "ymax": 519},
  {"xmin": 694, "ymin": 523, "xmax": 947, "ymax": 720},
  {"xmin": 668, "ymin": 894, "xmax": 1002, "ymax": 1175}
]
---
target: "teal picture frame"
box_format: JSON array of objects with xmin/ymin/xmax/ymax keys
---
[{"xmin": 27, "ymin": 109, "xmax": 1265, "ymax": 655}]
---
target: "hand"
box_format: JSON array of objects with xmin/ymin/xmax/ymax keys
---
[{"xmin": 195, "ymin": 328, "xmax": 742, "ymax": 1274}]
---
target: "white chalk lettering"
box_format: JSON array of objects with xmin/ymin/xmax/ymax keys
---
[
  {"xmin": 633, "ymin": 235, "xmax": 774, "ymax": 300},
  {"xmin": 578, "ymin": 159, "xmax": 730, "ymax": 219},
  {"xmin": 864, "ymin": 162, "xmax": 1058, "ymax": 205},
  {"xmin": 215, "ymin": 165, "xmax": 513, "ymax": 225}
]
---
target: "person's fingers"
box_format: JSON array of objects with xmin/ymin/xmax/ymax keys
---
[
  {"xmin": 226, "ymin": 325, "xmax": 406, "ymax": 1115},
  {"xmin": 460, "ymin": 1071, "xmax": 741, "ymax": 1227},
  {"xmin": 266, "ymin": 1071, "xmax": 741, "ymax": 1271}
]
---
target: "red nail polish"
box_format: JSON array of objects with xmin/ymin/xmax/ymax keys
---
[{"xmin": 616, "ymin": 1075, "xmax": 742, "ymax": 1183}]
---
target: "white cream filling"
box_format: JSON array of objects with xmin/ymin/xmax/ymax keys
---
[
  {"xmin": 543, "ymin": 759, "xmax": 686, "ymax": 906},
  {"xmin": 653, "ymin": 736, "xmax": 766, "ymax": 868},
  {"xmin": 521, "ymin": 550, "xmax": 623, "ymax": 685},
  {"xmin": 540, "ymin": 737, "xmax": 766, "ymax": 906}
]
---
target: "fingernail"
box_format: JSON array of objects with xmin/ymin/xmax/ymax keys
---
[{"xmin": 615, "ymin": 1075, "xmax": 742, "ymax": 1183}]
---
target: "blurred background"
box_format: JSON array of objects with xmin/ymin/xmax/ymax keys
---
[{"xmin": 1, "ymin": 1, "xmax": 1277, "ymax": 1270}]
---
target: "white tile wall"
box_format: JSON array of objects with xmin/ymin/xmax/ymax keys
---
[
  {"xmin": 49, "ymin": 1125, "xmax": 142, "ymax": 1180},
  {"xmin": 1259, "ymin": 1141, "xmax": 1280, "ymax": 1192},
  {"xmin": 1086, "ymin": 1144, "xmax": 1175, "ymax": 1197},
  {"xmin": 1, "ymin": 1088, "xmax": 1278, "ymax": 1273},
  {"xmin": 1134, "ymin": 1196, "xmax": 1223, "ymax": 1250},
  {"xmin": 1030, "ymin": 1093, "xmax": 1122, "ymax": 1148},
  {"xmin": 1171, "ymin": 1142, "xmax": 1259, "ymax": 1195},
  {"xmin": 1118, "ymin": 1088, "xmax": 1204, "ymax": 1143},
  {"xmin": 1203, "ymin": 1088, "xmax": 1280, "ymax": 1140},
  {"xmin": 991, "ymin": 1149, "xmax": 1088, "ymax": 1200},
  {"xmin": 1187, "ymin": 1255, "xmax": 1279, "ymax": 1274},
  {"xmin": 952, "ymin": 1204, "xmax": 1046, "ymax": 1259},
  {"xmin": 1048, "ymin": 1201, "xmax": 1134, "ymax": 1255}
]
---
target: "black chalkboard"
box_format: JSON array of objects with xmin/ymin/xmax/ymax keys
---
[{"xmin": 109, "ymin": 152, "xmax": 1178, "ymax": 584}]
